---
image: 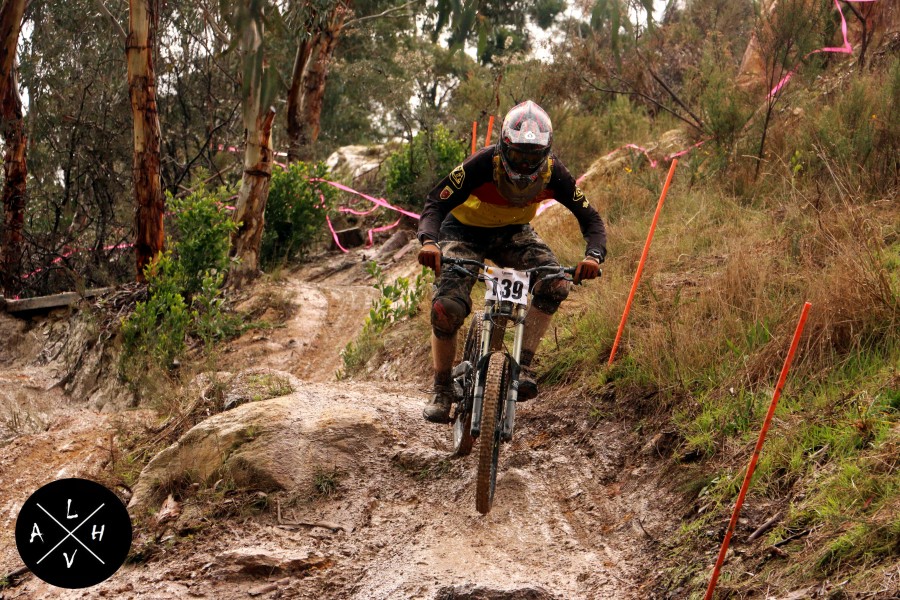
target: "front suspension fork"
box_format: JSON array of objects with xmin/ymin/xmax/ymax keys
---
[{"xmin": 501, "ymin": 306, "xmax": 526, "ymax": 441}]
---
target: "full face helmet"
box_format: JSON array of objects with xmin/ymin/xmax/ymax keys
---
[{"xmin": 498, "ymin": 100, "xmax": 553, "ymax": 189}]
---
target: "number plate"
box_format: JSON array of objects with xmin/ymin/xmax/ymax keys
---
[{"xmin": 484, "ymin": 267, "xmax": 529, "ymax": 305}]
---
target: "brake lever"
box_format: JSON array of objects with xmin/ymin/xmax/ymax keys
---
[{"xmin": 445, "ymin": 264, "xmax": 476, "ymax": 278}]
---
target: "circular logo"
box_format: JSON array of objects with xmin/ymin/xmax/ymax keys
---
[{"xmin": 15, "ymin": 478, "xmax": 132, "ymax": 588}]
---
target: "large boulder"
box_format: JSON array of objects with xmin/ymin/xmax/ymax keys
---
[
  {"xmin": 324, "ymin": 144, "xmax": 392, "ymax": 185},
  {"xmin": 129, "ymin": 382, "xmax": 395, "ymax": 511}
]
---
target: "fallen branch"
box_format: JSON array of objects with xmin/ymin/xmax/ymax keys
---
[
  {"xmin": 774, "ymin": 529, "xmax": 811, "ymax": 547},
  {"xmin": 747, "ymin": 511, "xmax": 782, "ymax": 542}
]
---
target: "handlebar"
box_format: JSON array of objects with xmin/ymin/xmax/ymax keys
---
[{"xmin": 440, "ymin": 256, "xmax": 589, "ymax": 285}]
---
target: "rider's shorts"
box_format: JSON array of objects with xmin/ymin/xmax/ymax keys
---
[{"xmin": 431, "ymin": 216, "xmax": 570, "ymax": 336}]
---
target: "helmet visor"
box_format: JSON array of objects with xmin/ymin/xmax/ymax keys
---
[{"xmin": 505, "ymin": 148, "xmax": 548, "ymax": 176}]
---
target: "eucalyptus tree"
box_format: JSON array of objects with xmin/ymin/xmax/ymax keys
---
[
  {"xmin": 228, "ymin": 0, "xmax": 277, "ymax": 286},
  {"xmin": 285, "ymin": 0, "xmax": 350, "ymax": 163},
  {"xmin": 0, "ymin": 0, "xmax": 26, "ymax": 295},
  {"xmin": 128, "ymin": 0, "xmax": 164, "ymax": 280}
]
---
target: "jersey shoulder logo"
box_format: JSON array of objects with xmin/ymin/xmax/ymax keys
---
[
  {"xmin": 449, "ymin": 165, "xmax": 466, "ymax": 189},
  {"xmin": 439, "ymin": 185, "xmax": 453, "ymax": 200},
  {"xmin": 574, "ymin": 186, "xmax": 589, "ymax": 208}
]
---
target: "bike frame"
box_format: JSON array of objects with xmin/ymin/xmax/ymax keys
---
[
  {"xmin": 470, "ymin": 296, "xmax": 525, "ymax": 442},
  {"xmin": 445, "ymin": 259, "xmax": 575, "ymax": 445},
  {"xmin": 442, "ymin": 257, "xmax": 595, "ymax": 513}
]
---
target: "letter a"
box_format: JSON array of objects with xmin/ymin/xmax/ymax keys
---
[
  {"xmin": 63, "ymin": 549, "xmax": 77, "ymax": 568},
  {"xmin": 30, "ymin": 523, "xmax": 44, "ymax": 543}
]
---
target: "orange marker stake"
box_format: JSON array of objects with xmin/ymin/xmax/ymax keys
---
[
  {"xmin": 484, "ymin": 115, "xmax": 494, "ymax": 148},
  {"xmin": 607, "ymin": 159, "xmax": 678, "ymax": 366},
  {"xmin": 704, "ymin": 301, "xmax": 812, "ymax": 600},
  {"xmin": 471, "ymin": 121, "xmax": 478, "ymax": 155}
]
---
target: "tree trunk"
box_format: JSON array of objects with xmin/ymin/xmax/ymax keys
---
[
  {"xmin": 286, "ymin": 9, "xmax": 346, "ymax": 163},
  {"xmin": 0, "ymin": 66, "xmax": 26, "ymax": 296},
  {"xmin": 127, "ymin": 0, "xmax": 164, "ymax": 281},
  {"xmin": 229, "ymin": 3, "xmax": 273, "ymax": 288},
  {"xmin": 0, "ymin": 0, "xmax": 26, "ymax": 296}
]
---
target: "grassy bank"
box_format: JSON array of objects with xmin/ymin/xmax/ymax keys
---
[{"xmin": 529, "ymin": 58, "xmax": 899, "ymax": 596}]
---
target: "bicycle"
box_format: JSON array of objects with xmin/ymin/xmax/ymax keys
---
[{"xmin": 441, "ymin": 257, "xmax": 599, "ymax": 514}]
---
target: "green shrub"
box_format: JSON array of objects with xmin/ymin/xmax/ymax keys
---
[
  {"xmin": 384, "ymin": 125, "xmax": 467, "ymax": 211},
  {"xmin": 122, "ymin": 252, "xmax": 191, "ymax": 373},
  {"xmin": 261, "ymin": 161, "xmax": 337, "ymax": 267},
  {"xmin": 121, "ymin": 185, "xmax": 242, "ymax": 386},
  {"xmin": 167, "ymin": 188, "xmax": 238, "ymax": 296},
  {"xmin": 794, "ymin": 57, "xmax": 900, "ymax": 194},
  {"xmin": 191, "ymin": 271, "xmax": 242, "ymax": 348},
  {"xmin": 339, "ymin": 262, "xmax": 431, "ymax": 377}
]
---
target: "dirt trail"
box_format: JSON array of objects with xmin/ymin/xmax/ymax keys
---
[{"xmin": 0, "ymin": 254, "xmax": 674, "ymax": 599}]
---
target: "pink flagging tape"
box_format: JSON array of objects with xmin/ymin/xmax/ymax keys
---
[
  {"xmin": 366, "ymin": 218, "xmax": 403, "ymax": 247},
  {"xmin": 22, "ymin": 242, "xmax": 134, "ymax": 280},
  {"xmin": 310, "ymin": 178, "xmax": 421, "ymax": 220},
  {"xmin": 326, "ymin": 215, "xmax": 350, "ymax": 253},
  {"xmin": 309, "ymin": 179, "xmax": 415, "ymax": 252},
  {"xmin": 534, "ymin": 140, "xmax": 702, "ymax": 218},
  {"xmin": 768, "ymin": 0, "xmax": 877, "ymax": 98},
  {"xmin": 338, "ymin": 204, "xmax": 381, "ymax": 217}
]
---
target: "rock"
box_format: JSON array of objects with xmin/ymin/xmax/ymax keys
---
[
  {"xmin": 213, "ymin": 547, "xmax": 332, "ymax": 579},
  {"xmin": 392, "ymin": 446, "xmax": 447, "ymax": 473},
  {"xmin": 373, "ymin": 229, "xmax": 415, "ymax": 262},
  {"xmin": 640, "ymin": 430, "xmax": 680, "ymax": 457},
  {"xmin": 248, "ymin": 583, "xmax": 278, "ymax": 596},
  {"xmin": 155, "ymin": 494, "xmax": 181, "ymax": 526},
  {"xmin": 324, "ymin": 144, "xmax": 391, "ymax": 184},
  {"xmin": 129, "ymin": 385, "xmax": 394, "ymax": 510},
  {"xmin": 220, "ymin": 368, "xmax": 301, "ymax": 411},
  {"xmin": 434, "ymin": 585, "xmax": 558, "ymax": 600}
]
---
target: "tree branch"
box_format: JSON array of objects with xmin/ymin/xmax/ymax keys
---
[
  {"xmin": 171, "ymin": 100, "xmax": 241, "ymax": 193},
  {"xmin": 345, "ymin": 0, "xmax": 423, "ymax": 27},
  {"xmin": 582, "ymin": 75, "xmax": 705, "ymax": 134},
  {"xmin": 95, "ymin": 0, "xmax": 127, "ymax": 42},
  {"xmin": 202, "ymin": 6, "xmax": 230, "ymax": 47},
  {"xmin": 636, "ymin": 48, "xmax": 706, "ymax": 131}
]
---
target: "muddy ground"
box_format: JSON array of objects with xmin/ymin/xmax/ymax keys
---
[{"xmin": 0, "ymin": 247, "xmax": 682, "ymax": 600}]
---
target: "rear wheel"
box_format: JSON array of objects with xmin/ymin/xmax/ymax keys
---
[{"xmin": 475, "ymin": 352, "xmax": 508, "ymax": 515}]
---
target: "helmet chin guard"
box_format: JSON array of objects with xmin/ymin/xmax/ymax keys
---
[{"xmin": 499, "ymin": 100, "xmax": 553, "ymax": 186}]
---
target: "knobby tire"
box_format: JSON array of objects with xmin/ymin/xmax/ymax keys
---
[{"xmin": 475, "ymin": 352, "xmax": 507, "ymax": 515}]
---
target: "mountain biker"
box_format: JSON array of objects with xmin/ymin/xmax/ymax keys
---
[{"xmin": 416, "ymin": 100, "xmax": 607, "ymax": 424}]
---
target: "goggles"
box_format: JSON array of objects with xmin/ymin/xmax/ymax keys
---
[{"xmin": 505, "ymin": 148, "xmax": 548, "ymax": 175}]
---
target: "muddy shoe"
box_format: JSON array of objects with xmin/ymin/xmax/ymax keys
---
[
  {"xmin": 423, "ymin": 384, "xmax": 456, "ymax": 424},
  {"xmin": 517, "ymin": 366, "xmax": 538, "ymax": 401}
]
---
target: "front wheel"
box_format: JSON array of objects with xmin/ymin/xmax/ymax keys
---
[{"xmin": 475, "ymin": 352, "xmax": 508, "ymax": 515}]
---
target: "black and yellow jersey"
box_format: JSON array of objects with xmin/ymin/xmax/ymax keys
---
[{"xmin": 417, "ymin": 145, "xmax": 606, "ymax": 258}]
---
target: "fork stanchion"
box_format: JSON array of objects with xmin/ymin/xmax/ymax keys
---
[
  {"xmin": 607, "ymin": 159, "xmax": 678, "ymax": 366},
  {"xmin": 703, "ymin": 301, "xmax": 812, "ymax": 600},
  {"xmin": 471, "ymin": 121, "xmax": 478, "ymax": 155}
]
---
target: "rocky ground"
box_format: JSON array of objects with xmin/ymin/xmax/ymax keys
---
[{"xmin": 0, "ymin": 240, "xmax": 680, "ymax": 600}]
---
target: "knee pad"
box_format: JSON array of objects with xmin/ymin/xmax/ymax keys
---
[
  {"xmin": 431, "ymin": 296, "xmax": 468, "ymax": 339},
  {"xmin": 532, "ymin": 278, "xmax": 570, "ymax": 315}
]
